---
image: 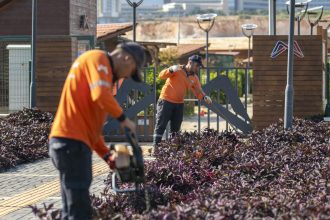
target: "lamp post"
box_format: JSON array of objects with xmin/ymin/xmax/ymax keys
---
[
  {"xmin": 30, "ymin": 0, "xmax": 37, "ymax": 108},
  {"xmin": 319, "ymin": 20, "xmax": 330, "ymax": 117},
  {"xmin": 284, "ymin": 0, "xmax": 296, "ymax": 129},
  {"xmin": 326, "ymin": 61, "xmax": 330, "ymax": 117},
  {"xmin": 306, "ymin": 6, "xmax": 324, "ymax": 35},
  {"xmin": 285, "ymin": 0, "xmax": 310, "ymax": 35},
  {"xmin": 196, "ymin": 13, "xmax": 217, "ymax": 130},
  {"xmin": 269, "ymin": 0, "xmax": 277, "ymax": 35},
  {"xmin": 241, "ymin": 23, "xmax": 257, "ymax": 109},
  {"xmin": 196, "ymin": 13, "xmax": 217, "ymax": 69},
  {"xmin": 177, "ymin": 5, "xmax": 184, "ymax": 44},
  {"xmin": 126, "ymin": 0, "xmax": 143, "ymax": 42}
]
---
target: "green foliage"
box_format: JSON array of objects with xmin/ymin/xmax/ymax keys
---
[
  {"xmin": 238, "ymin": 15, "xmax": 252, "ymax": 19},
  {"xmin": 158, "ymin": 48, "xmax": 179, "ymax": 66},
  {"xmin": 277, "ymin": 9, "xmax": 290, "ymax": 19},
  {"xmin": 188, "ymin": 8, "xmax": 227, "ymax": 16},
  {"xmin": 199, "ymin": 69, "xmax": 248, "ymax": 104},
  {"xmin": 145, "ymin": 67, "xmax": 166, "ymax": 99}
]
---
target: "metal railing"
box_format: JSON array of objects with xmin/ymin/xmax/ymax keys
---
[
  {"xmin": 105, "ymin": 66, "xmax": 252, "ymax": 141},
  {"xmin": 196, "ymin": 67, "xmax": 252, "ymax": 133}
]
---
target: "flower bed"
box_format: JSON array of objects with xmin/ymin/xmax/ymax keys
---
[
  {"xmin": 33, "ymin": 118, "xmax": 330, "ymax": 219},
  {"xmin": 0, "ymin": 108, "xmax": 53, "ymax": 171}
]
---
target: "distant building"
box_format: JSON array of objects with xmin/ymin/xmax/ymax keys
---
[
  {"xmin": 120, "ymin": 2, "xmax": 162, "ymax": 21},
  {"xmin": 97, "ymin": 0, "xmax": 121, "ymax": 23},
  {"xmin": 226, "ymin": 0, "xmax": 268, "ymax": 12},
  {"xmin": 163, "ymin": 0, "xmax": 224, "ymax": 14},
  {"xmin": 277, "ymin": 0, "xmax": 330, "ymax": 10},
  {"xmin": 166, "ymin": 0, "xmax": 221, "ymax": 3},
  {"xmin": 227, "ymin": 0, "xmax": 330, "ymax": 12},
  {"xmin": 97, "ymin": 0, "xmax": 163, "ymax": 23},
  {"xmin": 162, "ymin": 3, "xmax": 189, "ymax": 14}
]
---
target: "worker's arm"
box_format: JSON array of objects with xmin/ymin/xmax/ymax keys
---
[
  {"xmin": 159, "ymin": 65, "xmax": 180, "ymax": 80},
  {"xmin": 91, "ymin": 135, "xmax": 109, "ymax": 159},
  {"xmin": 86, "ymin": 54, "xmax": 125, "ymax": 121},
  {"xmin": 190, "ymin": 76, "xmax": 212, "ymax": 104},
  {"xmin": 190, "ymin": 76, "xmax": 206, "ymax": 100}
]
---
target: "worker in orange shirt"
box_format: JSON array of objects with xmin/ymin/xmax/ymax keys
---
[
  {"xmin": 49, "ymin": 42, "xmax": 146, "ymax": 220},
  {"xmin": 153, "ymin": 55, "xmax": 212, "ymax": 146}
]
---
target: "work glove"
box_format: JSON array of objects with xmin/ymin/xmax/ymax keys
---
[
  {"xmin": 203, "ymin": 95, "xmax": 212, "ymax": 104},
  {"xmin": 104, "ymin": 144, "xmax": 130, "ymax": 170},
  {"xmin": 169, "ymin": 65, "xmax": 180, "ymax": 73}
]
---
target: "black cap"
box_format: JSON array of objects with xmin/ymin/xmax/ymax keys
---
[
  {"xmin": 116, "ymin": 42, "xmax": 146, "ymax": 82},
  {"xmin": 188, "ymin": 55, "xmax": 204, "ymax": 67}
]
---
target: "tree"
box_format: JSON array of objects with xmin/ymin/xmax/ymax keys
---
[{"xmin": 158, "ymin": 47, "xmax": 179, "ymax": 66}]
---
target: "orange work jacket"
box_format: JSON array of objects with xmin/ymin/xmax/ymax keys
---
[
  {"xmin": 50, "ymin": 50, "xmax": 124, "ymax": 158},
  {"xmin": 159, "ymin": 66, "xmax": 205, "ymax": 103}
]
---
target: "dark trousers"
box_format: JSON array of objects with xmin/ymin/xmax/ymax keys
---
[
  {"xmin": 153, "ymin": 99, "xmax": 184, "ymax": 145},
  {"xmin": 49, "ymin": 137, "xmax": 92, "ymax": 220}
]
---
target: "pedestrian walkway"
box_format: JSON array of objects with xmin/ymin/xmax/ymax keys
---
[
  {"xmin": 181, "ymin": 101, "xmax": 253, "ymax": 132},
  {"xmin": 0, "ymin": 145, "xmax": 153, "ymax": 220}
]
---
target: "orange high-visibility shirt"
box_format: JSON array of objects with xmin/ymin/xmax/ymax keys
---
[
  {"xmin": 159, "ymin": 66, "xmax": 205, "ymax": 103},
  {"xmin": 50, "ymin": 50, "xmax": 124, "ymax": 158}
]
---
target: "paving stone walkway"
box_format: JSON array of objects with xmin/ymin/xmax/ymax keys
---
[{"xmin": 0, "ymin": 145, "xmax": 153, "ymax": 220}]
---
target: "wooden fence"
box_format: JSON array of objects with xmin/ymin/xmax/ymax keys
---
[
  {"xmin": 253, "ymin": 35, "xmax": 323, "ymax": 130},
  {"xmin": 36, "ymin": 37, "xmax": 73, "ymax": 112}
]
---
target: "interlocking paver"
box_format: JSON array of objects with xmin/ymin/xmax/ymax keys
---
[
  {"xmin": 1, "ymin": 174, "xmax": 110, "ymax": 220},
  {"xmin": 0, "ymin": 144, "xmax": 154, "ymax": 219},
  {"xmin": 0, "ymin": 176, "xmax": 56, "ymax": 198}
]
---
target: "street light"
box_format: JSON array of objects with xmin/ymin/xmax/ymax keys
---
[
  {"xmin": 126, "ymin": 0, "xmax": 143, "ymax": 42},
  {"xmin": 177, "ymin": 4, "xmax": 184, "ymax": 44},
  {"xmin": 241, "ymin": 23, "xmax": 257, "ymax": 108},
  {"xmin": 196, "ymin": 13, "xmax": 217, "ymax": 69},
  {"xmin": 305, "ymin": 6, "xmax": 324, "ymax": 35},
  {"xmin": 319, "ymin": 19, "xmax": 330, "ymax": 117},
  {"xmin": 30, "ymin": 0, "xmax": 37, "ymax": 108},
  {"xmin": 285, "ymin": 0, "xmax": 310, "ymax": 35},
  {"xmin": 284, "ymin": 0, "xmax": 296, "ymax": 129},
  {"xmin": 196, "ymin": 13, "xmax": 217, "ymax": 129},
  {"xmin": 269, "ymin": 0, "xmax": 276, "ymax": 35}
]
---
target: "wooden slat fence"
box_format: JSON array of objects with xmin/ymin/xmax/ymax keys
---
[{"xmin": 253, "ymin": 35, "xmax": 323, "ymax": 130}]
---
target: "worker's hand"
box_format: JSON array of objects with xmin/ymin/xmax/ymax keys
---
[
  {"xmin": 169, "ymin": 65, "xmax": 180, "ymax": 73},
  {"xmin": 203, "ymin": 95, "xmax": 212, "ymax": 104},
  {"xmin": 104, "ymin": 145, "xmax": 131, "ymax": 170},
  {"xmin": 120, "ymin": 118, "xmax": 136, "ymax": 134}
]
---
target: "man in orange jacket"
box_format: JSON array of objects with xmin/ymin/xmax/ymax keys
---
[
  {"xmin": 49, "ymin": 42, "xmax": 146, "ymax": 220},
  {"xmin": 153, "ymin": 55, "xmax": 212, "ymax": 146}
]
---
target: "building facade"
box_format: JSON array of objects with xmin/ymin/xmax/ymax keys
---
[
  {"xmin": 277, "ymin": 0, "xmax": 330, "ymax": 10},
  {"xmin": 226, "ymin": 0, "xmax": 267, "ymax": 12},
  {"xmin": 227, "ymin": 0, "xmax": 330, "ymax": 12},
  {"xmin": 97, "ymin": 0, "xmax": 163, "ymax": 23},
  {"xmin": 97, "ymin": 0, "xmax": 121, "ymax": 23},
  {"xmin": 0, "ymin": 0, "xmax": 96, "ymax": 113}
]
